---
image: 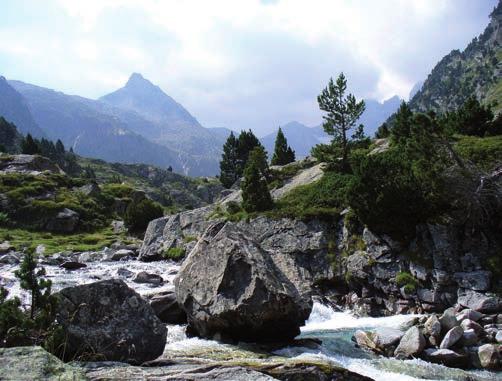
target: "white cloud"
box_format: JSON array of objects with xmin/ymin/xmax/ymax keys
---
[{"xmin": 2, "ymin": 0, "xmax": 497, "ymax": 134}]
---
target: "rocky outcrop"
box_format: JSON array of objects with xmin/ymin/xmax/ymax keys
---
[
  {"xmin": 0, "ymin": 154, "xmax": 63, "ymax": 175},
  {"xmin": 139, "ymin": 206, "xmax": 215, "ymax": 261},
  {"xmin": 0, "ymin": 347, "xmax": 86, "ymax": 381},
  {"xmin": 45, "ymin": 208, "xmax": 79, "ymax": 233},
  {"xmin": 270, "ymin": 162, "xmax": 325, "ymax": 199},
  {"xmin": 55, "ymin": 279, "xmax": 167, "ymax": 364},
  {"xmin": 175, "ymin": 221, "xmax": 313, "ymax": 342}
]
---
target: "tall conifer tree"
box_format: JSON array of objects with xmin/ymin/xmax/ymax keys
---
[{"xmin": 271, "ymin": 127, "xmax": 295, "ymax": 165}]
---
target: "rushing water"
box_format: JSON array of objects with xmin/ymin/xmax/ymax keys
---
[{"xmin": 1, "ymin": 257, "xmax": 501, "ymax": 380}]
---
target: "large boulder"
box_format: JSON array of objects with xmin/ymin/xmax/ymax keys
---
[
  {"xmin": 149, "ymin": 290, "xmax": 187, "ymax": 324},
  {"xmin": 424, "ymin": 348, "xmax": 470, "ymax": 369},
  {"xmin": 394, "ymin": 326, "xmax": 426, "ymax": 359},
  {"xmin": 46, "ymin": 208, "xmax": 79, "ymax": 233},
  {"xmin": 477, "ymin": 344, "xmax": 501, "ymax": 370},
  {"xmin": 56, "ymin": 279, "xmax": 167, "ymax": 364},
  {"xmin": 175, "ymin": 222, "xmax": 313, "ymax": 342},
  {"xmin": 458, "ymin": 290, "xmax": 502, "ymax": 313},
  {"xmin": 0, "ymin": 346, "xmax": 85, "ymax": 381},
  {"xmin": 0, "ymin": 154, "xmax": 63, "ymax": 175},
  {"xmin": 354, "ymin": 327, "xmax": 404, "ymax": 356},
  {"xmin": 139, "ymin": 206, "xmax": 214, "ymax": 261}
]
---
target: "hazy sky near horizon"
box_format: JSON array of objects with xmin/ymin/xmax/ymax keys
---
[{"xmin": 0, "ymin": 0, "xmax": 498, "ymax": 135}]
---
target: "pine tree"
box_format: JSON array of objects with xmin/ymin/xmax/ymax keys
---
[
  {"xmin": 317, "ymin": 73, "xmax": 365, "ymax": 170},
  {"xmin": 236, "ymin": 130, "xmax": 262, "ymax": 176},
  {"xmin": 21, "ymin": 134, "xmax": 41, "ymax": 155},
  {"xmin": 14, "ymin": 250, "xmax": 52, "ymax": 320},
  {"xmin": 390, "ymin": 102, "xmax": 413, "ymax": 144},
  {"xmin": 55, "ymin": 139, "xmax": 65, "ymax": 154},
  {"xmin": 241, "ymin": 147, "xmax": 273, "ymax": 212},
  {"xmin": 219, "ymin": 132, "xmax": 240, "ymax": 188},
  {"xmin": 271, "ymin": 127, "xmax": 295, "ymax": 165}
]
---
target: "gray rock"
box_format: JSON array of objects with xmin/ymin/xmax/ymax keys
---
[
  {"xmin": 354, "ymin": 327, "xmax": 404, "ymax": 356},
  {"xmin": 133, "ymin": 271, "xmax": 163, "ymax": 285},
  {"xmin": 270, "ymin": 163, "xmax": 324, "ymax": 199},
  {"xmin": 0, "ymin": 346, "xmax": 85, "ymax": 381},
  {"xmin": 149, "ymin": 290, "xmax": 187, "ymax": 324},
  {"xmin": 0, "ymin": 252, "xmax": 21, "ymax": 264},
  {"xmin": 109, "ymin": 249, "xmax": 135, "ymax": 261},
  {"xmin": 424, "ymin": 348, "xmax": 469, "ymax": 368},
  {"xmin": 175, "ymin": 221, "xmax": 312, "ymax": 342},
  {"xmin": 46, "ymin": 208, "xmax": 79, "ymax": 233},
  {"xmin": 458, "ymin": 290, "xmax": 502, "ymax": 313},
  {"xmin": 478, "ymin": 344, "xmax": 501, "ymax": 369},
  {"xmin": 424, "ymin": 315, "xmax": 442, "ymax": 346},
  {"xmin": 76, "ymin": 182, "xmax": 100, "ymax": 197},
  {"xmin": 461, "ymin": 329, "xmax": 478, "ymax": 346},
  {"xmin": 440, "ymin": 326, "xmax": 464, "ymax": 349},
  {"xmin": 440, "ymin": 307, "xmax": 460, "ymax": 333},
  {"xmin": 460, "ymin": 319, "xmax": 484, "ymax": 336},
  {"xmin": 0, "ymin": 241, "xmax": 13, "ymax": 254},
  {"xmin": 56, "ymin": 279, "xmax": 167, "ymax": 364},
  {"xmin": 111, "ymin": 220, "xmax": 126, "ymax": 234},
  {"xmin": 117, "ymin": 268, "xmax": 134, "ymax": 278},
  {"xmin": 59, "ymin": 261, "xmax": 87, "ymax": 270},
  {"xmin": 394, "ymin": 326, "xmax": 426, "ymax": 359},
  {"xmin": 454, "ymin": 271, "xmax": 491, "ymax": 292},
  {"xmin": 497, "ymin": 331, "xmax": 502, "ymax": 344},
  {"xmin": 456, "ymin": 308, "xmax": 483, "ymax": 322},
  {"xmin": 0, "ymin": 154, "xmax": 63, "ymax": 175}
]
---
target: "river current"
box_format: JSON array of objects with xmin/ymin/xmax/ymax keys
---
[{"xmin": 1, "ymin": 258, "xmax": 501, "ymax": 381}]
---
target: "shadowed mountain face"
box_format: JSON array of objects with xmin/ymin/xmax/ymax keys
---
[
  {"xmin": 410, "ymin": 1, "xmax": 502, "ymax": 114},
  {"xmin": 0, "ymin": 76, "xmax": 45, "ymax": 138},
  {"xmin": 100, "ymin": 73, "xmax": 225, "ymax": 175},
  {"xmin": 9, "ymin": 80, "xmax": 181, "ymax": 172}
]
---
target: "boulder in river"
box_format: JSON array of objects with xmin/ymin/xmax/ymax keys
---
[
  {"xmin": 440, "ymin": 326, "xmax": 464, "ymax": 349},
  {"xmin": 133, "ymin": 271, "xmax": 163, "ymax": 285},
  {"xmin": 59, "ymin": 261, "xmax": 87, "ymax": 270},
  {"xmin": 477, "ymin": 343, "xmax": 501, "ymax": 370},
  {"xmin": 424, "ymin": 348, "xmax": 469, "ymax": 368},
  {"xmin": 55, "ymin": 279, "xmax": 167, "ymax": 364},
  {"xmin": 394, "ymin": 326, "xmax": 426, "ymax": 359},
  {"xmin": 149, "ymin": 290, "xmax": 187, "ymax": 324},
  {"xmin": 175, "ymin": 221, "xmax": 313, "ymax": 342}
]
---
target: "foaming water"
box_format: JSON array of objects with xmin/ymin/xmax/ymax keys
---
[
  {"xmin": 302, "ymin": 302, "xmax": 420, "ymax": 332},
  {"xmin": 0, "ymin": 258, "xmax": 179, "ymax": 307}
]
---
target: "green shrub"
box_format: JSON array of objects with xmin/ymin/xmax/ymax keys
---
[
  {"xmin": 0, "ymin": 212, "xmax": 9, "ymax": 226},
  {"xmin": 272, "ymin": 171, "xmax": 353, "ymax": 219},
  {"xmin": 124, "ymin": 198, "xmax": 164, "ymax": 232},
  {"xmin": 183, "ymin": 235, "xmax": 197, "ymax": 243},
  {"xmin": 163, "ymin": 247, "xmax": 185, "ymax": 261},
  {"xmin": 396, "ymin": 271, "xmax": 419, "ymax": 293},
  {"xmin": 454, "ymin": 134, "xmax": 502, "ymax": 170}
]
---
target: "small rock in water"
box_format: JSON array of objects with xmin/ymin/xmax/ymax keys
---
[
  {"xmin": 117, "ymin": 268, "xmax": 134, "ymax": 278},
  {"xmin": 0, "ymin": 241, "xmax": 14, "ymax": 254},
  {"xmin": 133, "ymin": 271, "xmax": 163, "ymax": 285},
  {"xmin": 150, "ymin": 290, "xmax": 187, "ymax": 324},
  {"xmin": 0, "ymin": 252, "xmax": 21, "ymax": 264},
  {"xmin": 110, "ymin": 249, "xmax": 135, "ymax": 261},
  {"xmin": 60, "ymin": 261, "xmax": 87, "ymax": 270},
  {"xmin": 424, "ymin": 348, "xmax": 469, "ymax": 368}
]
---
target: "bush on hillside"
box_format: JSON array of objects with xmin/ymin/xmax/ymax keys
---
[{"xmin": 124, "ymin": 198, "xmax": 164, "ymax": 232}]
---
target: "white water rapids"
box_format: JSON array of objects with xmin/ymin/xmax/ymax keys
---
[{"xmin": 1, "ymin": 257, "xmax": 501, "ymax": 380}]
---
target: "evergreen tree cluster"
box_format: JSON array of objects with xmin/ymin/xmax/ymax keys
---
[
  {"xmin": 21, "ymin": 134, "xmax": 81, "ymax": 175},
  {"xmin": 242, "ymin": 146, "xmax": 273, "ymax": 213},
  {"xmin": 0, "ymin": 117, "xmax": 22, "ymax": 153},
  {"xmin": 271, "ymin": 127, "xmax": 295, "ymax": 166},
  {"xmin": 219, "ymin": 129, "xmax": 264, "ymax": 188}
]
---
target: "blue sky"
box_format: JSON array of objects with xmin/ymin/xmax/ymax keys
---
[{"xmin": 0, "ymin": 0, "xmax": 498, "ymax": 135}]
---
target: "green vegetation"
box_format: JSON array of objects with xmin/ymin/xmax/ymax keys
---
[
  {"xmin": 317, "ymin": 73, "xmax": 366, "ymax": 171},
  {"xmin": 0, "ymin": 117, "xmax": 22, "ymax": 153},
  {"xmin": 0, "ymin": 226, "xmax": 133, "ymax": 255},
  {"xmin": 395, "ymin": 271, "xmax": 419, "ymax": 293},
  {"xmin": 219, "ymin": 129, "xmax": 264, "ymax": 188},
  {"xmin": 271, "ymin": 127, "xmax": 295, "ymax": 166},
  {"xmin": 1, "ymin": 251, "xmax": 58, "ymax": 348},
  {"xmin": 241, "ymin": 147, "xmax": 273, "ymax": 213},
  {"xmin": 124, "ymin": 198, "xmax": 164, "ymax": 232},
  {"xmin": 162, "ymin": 247, "xmax": 186, "ymax": 261},
  {"xmin": 454, "ymin": 134, "xmax": 502, "ymax": 170},
  {"xmin": 271, "ymin": 171, "xmax": 352, "ymax": 219}
]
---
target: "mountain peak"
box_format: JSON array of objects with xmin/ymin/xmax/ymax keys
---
[{"xmin": 125, "ymin": 73, "xmax": 154, "ymax": 89}]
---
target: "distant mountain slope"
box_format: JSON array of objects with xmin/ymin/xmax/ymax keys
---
[
  {"xmin": 100, "ymin": 73, "xmax": 225, "ymax": 175},
  {"xmin": 208, "ymin": 127, "xmax": 234, "ymax": 140},
  {"xmin": 9, "ymin": 80, "xmax": 181, "ymax": 172},
  {"xmin": 261, "ymin": 97, "xmax": 400, "ymax": 158},
  {"xmin": 359, "ymin": 96, "xmax": 401, "ymax": 136},
  {"xmin": 410, "ymin": 1, "xmax": 502, "ymax": 114},
  {"xmin": 261, "ymin": 121, "xmax": 328, "ymax": 158},
  {"xmin": 0, "ymin": 76, "xmax": 45, "ymax": 138}
]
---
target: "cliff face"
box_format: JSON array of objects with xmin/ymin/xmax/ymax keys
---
[{"xmin": 410, "ymin": 1, "xmax": 502, "ymax": 114}]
